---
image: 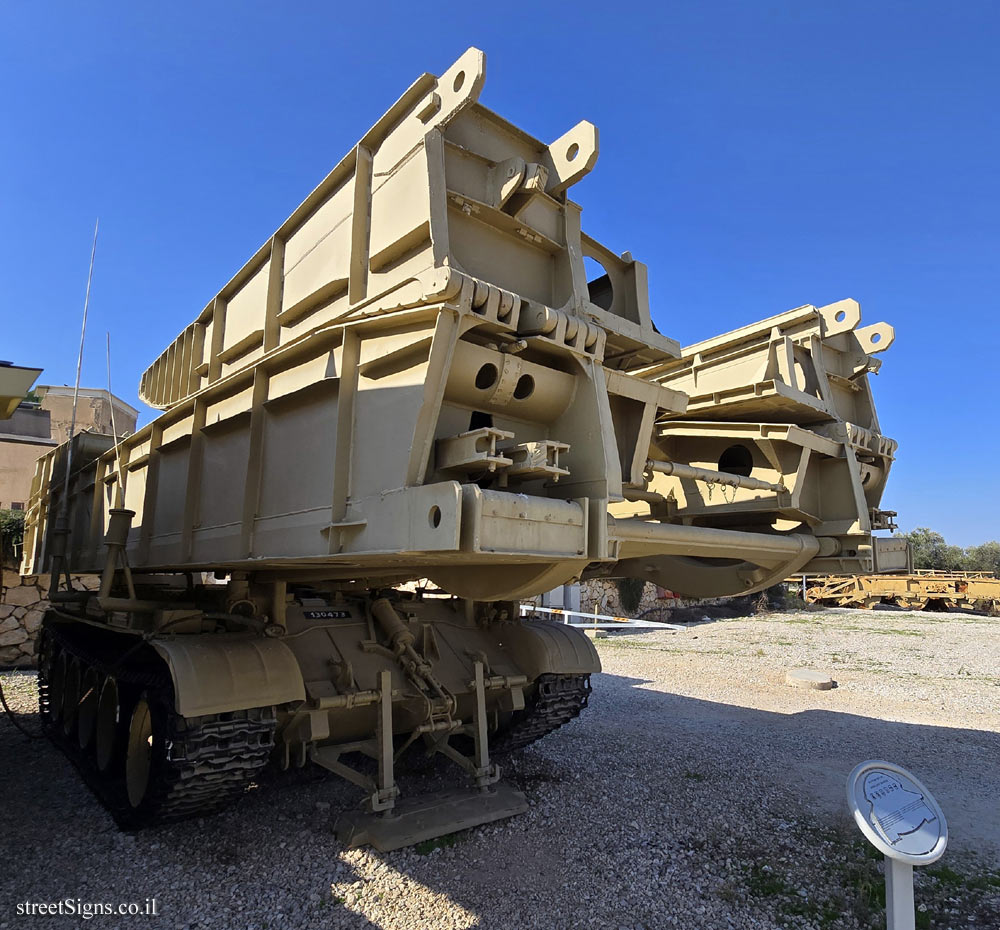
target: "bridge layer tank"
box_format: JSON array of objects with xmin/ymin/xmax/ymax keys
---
[{"xmin": 21, "ymin": 48, "xmax": 899, "ymax": 849}]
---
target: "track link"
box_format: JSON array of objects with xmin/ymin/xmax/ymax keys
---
[
  {"xmin": 490, "ymin": 673, "xmax": 591, "ymax": 756},
  {"xmin": 39, "ymin": 617, "xmax": 276, "ymax": 829}
]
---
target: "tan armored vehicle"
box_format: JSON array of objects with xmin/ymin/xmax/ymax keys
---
[{"xmin": 22, "ymin": 48, "xmax": 899, "ymax": 849}]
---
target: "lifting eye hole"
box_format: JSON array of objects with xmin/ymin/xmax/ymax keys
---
[
  {"xmin": 566, "ymin": 142, "xmax": 580, "ymax": 161},
  {"xmin": 475, "ymin": 363, "xmax": 499, "ymax": 390},
  {"xmin": 718, "ymin": 444, "xmax": 753, "ymax": 477},
  {"xmin": 513, "ymin": 374, "xmax": 534, "ymax": 400},
  {"xmin": 429, "ymin": 506, "xmax": 442, "ymax": 528},
  {"xmin": 584, "ymin": 255, "xmax": 614, "ymax": 311},
  {"xmin": 835, "ymin": 310, "xmax": 847, "ymax": 323},
  {"xmin": 453, "ymin": 71, "xmax": 465, "ymax": 93}
]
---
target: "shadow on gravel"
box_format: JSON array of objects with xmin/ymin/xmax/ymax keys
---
[
  {"xmin": 598, "ymin": 672, "xmax": 1000, "ymax": 857},
  {"xmin": 1, "ymin": 670, "xmax": 998, "ymax": 930}
]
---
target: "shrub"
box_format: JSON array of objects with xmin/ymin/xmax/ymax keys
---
[
  {"xmin": 614, "ymin": 577, "xmax": 645, "ymax": 614},
  {"xmin": 0, "ymin": 509, "xmax": 26, "ymax": 566}
]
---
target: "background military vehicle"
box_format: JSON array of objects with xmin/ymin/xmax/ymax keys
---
[
  {"xmin": 804, "ymin": 570, "xmax": 1000, "ymax": 614},
  {"xmin": 21, "ymin": 48, "xmax": 899, "ymax": 849}
]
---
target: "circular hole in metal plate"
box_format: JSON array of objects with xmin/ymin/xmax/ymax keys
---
[
  {"xmin": 513, "ymin": 374, "xmax": 535, "ymax": 400},
  {"xmin": 475, "ymin": 363, "xmax": 499, "ymax": 390},
  {"xmin": 718, "ymin": 444, "xmax": 754, "ymax": 477}
]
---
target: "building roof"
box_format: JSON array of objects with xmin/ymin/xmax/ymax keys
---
[
  {"xmin": 35, "ymin": 384, "xmax": 139, "ymax": 419},
  {"xmin": 0, "ymin": 363, "xmax": 43, "ymax": 419}
]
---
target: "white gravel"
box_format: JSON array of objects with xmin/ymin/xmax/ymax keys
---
[{"xmin": 0, "ymin": 607, "xmax": 997, "ymax": 929}]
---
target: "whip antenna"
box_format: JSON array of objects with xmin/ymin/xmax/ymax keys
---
[
  {"xmin": 105, "ymin": 331, "xmax": 126, "ymax": 507},
  {"xmin": 49, "ymin": 219, "xmax": 99, "ymax": 595}
]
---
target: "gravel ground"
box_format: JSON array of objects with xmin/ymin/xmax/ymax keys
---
[{"xmin": 0, "ymin": 607, "xmax": 997, "ymax": 930}]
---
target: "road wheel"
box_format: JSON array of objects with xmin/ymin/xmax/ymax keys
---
[
  {"xmin": 125, "ymin": 696, "xmax": 156, "ymax": 808},
  {"xmin": 49, "ymin": 652, "xmax": 67, "ymax": 727},
  {"xmin": 94, "ymin": 675, "xmax": 121, "ymax": 773},
  {"xmin": 62, "ymin": 659, "xmax": 82, "ymax": 736},
  {"xmin": 77, "ymin": 666, "xmax": 100, "ymax": 750}
]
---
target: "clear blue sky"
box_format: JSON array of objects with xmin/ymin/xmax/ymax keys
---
[{"xmin": 2, "ymin": 3, "xmax": 997, "ymax": 546}]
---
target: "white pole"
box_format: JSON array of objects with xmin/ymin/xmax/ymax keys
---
[
  {"xmin": 49, "ymin": 219, "xmax": 99, "ymax": 596},
  {"xmin": 885, "ymin": 858, "xmax": 915, "ymax": 930},
  {"xmin": 519, "ymin": 604, "xmax": 686, "ymax": 630},
  {"xmin": 61, "ymin": 218, "xmax": 99, "ymax": 497}
]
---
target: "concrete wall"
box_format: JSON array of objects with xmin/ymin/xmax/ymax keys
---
[
  {"xmin": 0, "ymin": 387, "xmax": 139, "ymax": 510},
  {"xmin": 0, "ymin": 436, "xmax": 55, "ymax": 509},
  {"xmin": 38, "ymin": 387, "xmax": 138, "ymax": 445}
]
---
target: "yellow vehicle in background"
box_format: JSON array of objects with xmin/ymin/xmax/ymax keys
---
[{"xmin": 804, "ymin": 570, "xmax": 1000, "ymax": 614}]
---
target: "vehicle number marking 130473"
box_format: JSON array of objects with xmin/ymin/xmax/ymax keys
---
[{"xmin": 303, "ymin": 609, "xmax": 352, "ymax": 620}]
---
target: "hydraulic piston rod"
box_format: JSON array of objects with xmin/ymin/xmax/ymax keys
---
[
  {"xmin": 610, "ymin": 517, "xmax": 839, "ymax": 563},
  {"xmin": 646, "ymin": 459, "xmax": 787, "ymax": 494}
]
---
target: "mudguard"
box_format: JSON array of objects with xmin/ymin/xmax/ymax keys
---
[
  {"xmin": 152, "ymin": 637, "xmax": 306, "ymax": 717},
  {"xmin": 499, "ymin": 620, "xmax": 601, "ymax": 681}
]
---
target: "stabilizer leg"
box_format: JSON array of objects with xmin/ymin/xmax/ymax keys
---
[{"xmin": 332, "ymin": 664, "xmax": 524, "ymax": 851}]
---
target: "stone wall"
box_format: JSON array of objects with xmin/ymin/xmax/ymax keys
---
[
  {"xmin": 0, "ymin": 566, "xmax": 99, "ymax": 668},
  {"xmin": 580, "ymin": 579, "xmax": 662, "ymax": 617},
  {"xmin": 579, "ymin": 579, "xmax": 733, "ymax": 619}
]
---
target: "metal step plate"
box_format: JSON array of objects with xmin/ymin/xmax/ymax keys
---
[{"xmin": 334, "ymin": 783, "xmax": 528, "ymax": 852}]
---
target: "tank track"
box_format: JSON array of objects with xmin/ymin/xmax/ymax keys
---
[
  {"xmin": 39, "ymin": 617, "xmax": 276, "ymax": 829},
  {"xmin": 490, "ymin": 673, "xmax": 592, "ymax": 756}
]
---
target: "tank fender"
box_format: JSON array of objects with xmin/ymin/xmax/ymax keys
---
[
  {"xmin": 151, "ymin": 638, "xmax": 306, "ymax": 717},
  {"xmin": 499, "ymin": 620, "xmax": 601, "ymax": 681}
]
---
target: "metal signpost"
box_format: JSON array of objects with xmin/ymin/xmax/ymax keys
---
[{"xmin": 846, "ymin": 761, "xmax": 948, "ymax": 930}]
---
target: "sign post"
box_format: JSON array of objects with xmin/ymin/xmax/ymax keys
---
[{"xmin": 846, "ymin": 761, "xmax": 948, "ymax": 930}]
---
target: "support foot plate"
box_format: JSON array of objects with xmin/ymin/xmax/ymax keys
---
[{"xmin": 334, "ymin": 783, "xmax": 528, "ymax": 852}]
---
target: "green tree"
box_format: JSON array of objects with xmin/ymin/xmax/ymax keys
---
[
  {"xmin": 895, "ymin": 528, "xmax": 1000, "ymax": 575},
  {"xmin": 896, "ymin": 527, "xmax": 966, "ymax": 571},
  {"xmin": 966, "ymin": 540, "xmax": 1000, "ymax": 576}
]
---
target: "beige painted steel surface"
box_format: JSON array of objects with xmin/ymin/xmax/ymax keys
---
[
  {"xmin": 871, "ymin": 537, "xmax": 913, "ymax": 573},
  {"xmin": 21, "ymin": 49, "xmax": 902, "ymax": 845},
  {"xmin": 151, "ymin": 637, "xmax": 306, "ymax": 717},
  {"xmin": 22, "ymin": 48, "xmax": 897, "ymax": 602},
  {"xmin": 805, "ymin": 571, "xmax": 1000, "ymax": 613}
]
